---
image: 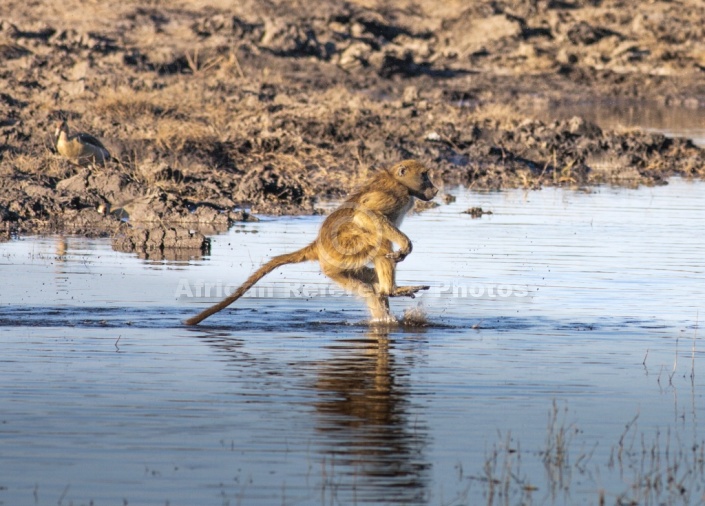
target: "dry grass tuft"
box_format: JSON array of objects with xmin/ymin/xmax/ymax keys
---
[
  {"xmin": 94, "ymin": 88, "xmax": 178, "ymax": 121},
  {"xmin": 153, "ymin": 118, "xmax": 218, "ymax": 151},
  {"xmin": 471, "ymin": 103, "xmax": 527, "ymax": 124}
]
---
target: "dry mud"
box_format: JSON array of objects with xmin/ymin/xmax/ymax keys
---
[{"xmin": 1, "ymin": 0, "xmax": 705, "ymax": 253}]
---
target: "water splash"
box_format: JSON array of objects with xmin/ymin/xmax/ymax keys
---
[{"xmin": 402, "ymin": 305, "xmax": 429, "ymax": 327}]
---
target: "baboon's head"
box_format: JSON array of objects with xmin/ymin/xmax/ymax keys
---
[{"xmin": 392, "ymin": 160, "xmax": 438, "ymax": 201}]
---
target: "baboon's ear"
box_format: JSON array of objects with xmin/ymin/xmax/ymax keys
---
[{"xmin": 397, "ymin": 165, "xmax": 407, "ymax": 177}]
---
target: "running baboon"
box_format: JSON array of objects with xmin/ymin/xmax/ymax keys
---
[{"xmin": 185, "ymin": 160, "xmax": 438, "ymax": 325}]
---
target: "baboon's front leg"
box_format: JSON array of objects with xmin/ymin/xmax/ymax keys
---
[{"xmin": 355, "ymin": 211, "xmax": 412, "ymax": 263}]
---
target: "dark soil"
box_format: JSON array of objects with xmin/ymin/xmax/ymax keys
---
[{"xmin": 1, "ymin": 0, "xmax": 704, "ymax": 252}]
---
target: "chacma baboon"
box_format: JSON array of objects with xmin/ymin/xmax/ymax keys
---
[{"xmin": 185, "ymin": 159, "xmax": 438, "ymax": 325}]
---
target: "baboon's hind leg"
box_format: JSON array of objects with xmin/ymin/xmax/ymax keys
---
[
  {"xmin": 370, "ymin": 256, "xmax": 429, "ymax": 300},
  {"xmin": 391, "ymin": 285, "xmax": 430, "ymax": 298},
  {"xmin": 373, "ymin": 254, "xmax": 396, "ymax": 296},
  {"xmin": 325, "ymin": 269, "xmax": 396, "ymax": 323}
]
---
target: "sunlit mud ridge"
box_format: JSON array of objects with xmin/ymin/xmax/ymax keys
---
[{"xmin": 2, "ymin": 0, "xmax": 705, "ymax": 243}]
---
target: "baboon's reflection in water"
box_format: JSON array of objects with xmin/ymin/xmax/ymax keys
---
[
  {"xmin": 312, "ymin": 328, "xmax": 431, "ymax": 504},
  {"xmin": 193, "ymin": 327, "xmax": 432, "ymax": 504}
]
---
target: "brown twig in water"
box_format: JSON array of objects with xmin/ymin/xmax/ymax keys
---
[{"xmin": 691, "ymin": 311, "xmax": 699, "ymax": 382}]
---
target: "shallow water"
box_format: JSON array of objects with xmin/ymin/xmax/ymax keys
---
[{"xmin": 1, "ymin": 179, "xmax": 704, "ymax": 505}]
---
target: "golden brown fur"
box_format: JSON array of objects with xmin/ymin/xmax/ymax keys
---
[{"xmin": 185, "ymin": 159, "xmax": 438, "ymax": 325}]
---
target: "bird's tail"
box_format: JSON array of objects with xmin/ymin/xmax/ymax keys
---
[{"xmin": 184, "ymin": 242, "xmax": 318, "ymax": 325}]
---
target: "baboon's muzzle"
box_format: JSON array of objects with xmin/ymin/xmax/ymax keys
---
[{"xmin": 420, "ymin": 186, "xmax": 439, "ymax": 201}]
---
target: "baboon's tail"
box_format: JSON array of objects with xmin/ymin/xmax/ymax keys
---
[{"xmin": 184, "ymin": 242, "xmax": 318, "ymax": 325}]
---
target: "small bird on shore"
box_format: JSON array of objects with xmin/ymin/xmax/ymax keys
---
[{"xmin": 54, "ymin": 120, "xmax": 111, "ymax": 166}]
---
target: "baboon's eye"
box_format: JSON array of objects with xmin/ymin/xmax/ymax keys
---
[{"xmin": 398, "ymin": 166, "xmax": 407, "ymax": 176}]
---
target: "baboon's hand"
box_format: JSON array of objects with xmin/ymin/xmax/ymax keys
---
[
  {"xmin": 386, "ymin": 250, "xmax": 407, "ymax": 263},
  {"xmin": 386, "ymin": 243, "xmax": 412, "ymax": 263}
]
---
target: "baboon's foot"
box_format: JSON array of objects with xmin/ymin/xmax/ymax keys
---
[
  {"xmin": 369, "ymin": 313, "xmax": 400, "ymax": 326},
  {"xmin": 391, "ymin": 285, "xmax": 430, "ymax": 298}
]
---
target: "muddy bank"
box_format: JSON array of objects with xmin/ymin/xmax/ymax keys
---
[
  {"xmin": 1, "ymin": 0, "xmax": 705, "ymax": 246},
  {"xmin": 111, "ymin": 226, "xmax": 211, "ymax": 262}
]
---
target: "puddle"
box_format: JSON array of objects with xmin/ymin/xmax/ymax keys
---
[
  {"xmin": 1, "ymin": 179, "xmax": 704, "ymax": 505},
  {"xmin": 525, "ymin": 99, "xmax": 705, "ymax": 147}
]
